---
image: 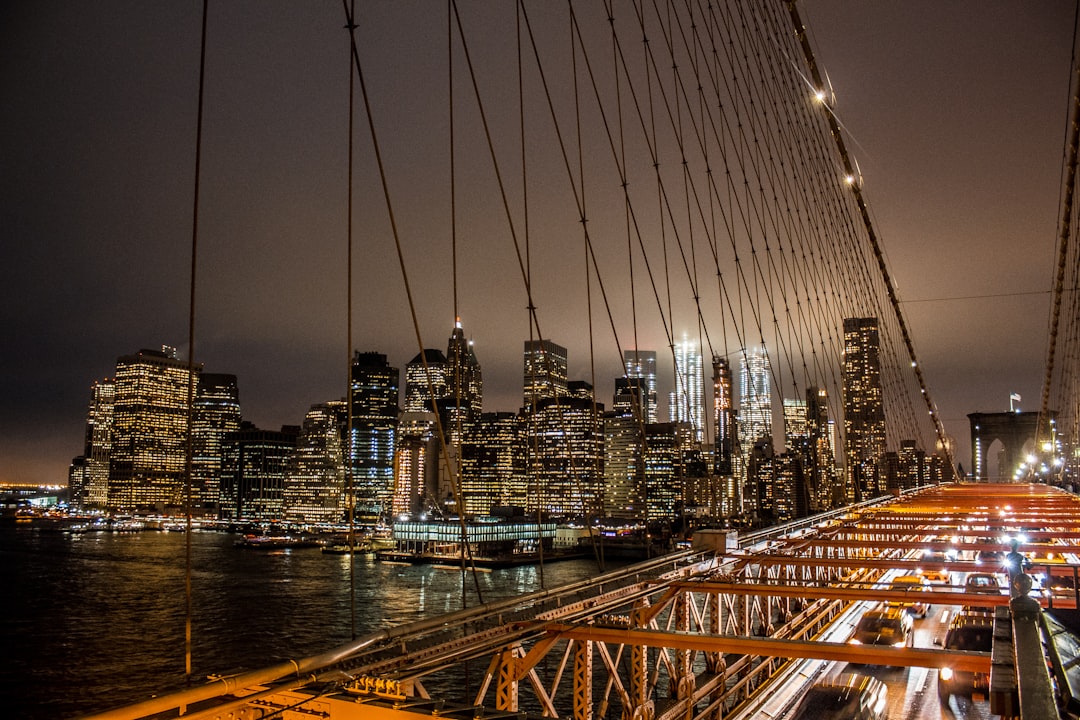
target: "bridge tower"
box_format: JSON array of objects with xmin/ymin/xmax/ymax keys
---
[{"xmin": 968, "ymin": 411, "xmax": 1051, "ymax": 480}]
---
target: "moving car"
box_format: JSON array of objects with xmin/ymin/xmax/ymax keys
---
[
  {"xmin": 937, "ymin": 611, "xmax": 993, "ymax": 700},
  {"xmin": 789, "ymin": 673, "xmax": 889, "ymax": 720},
  {"xmin": 848, "ymin": 607, "xmax": 913, "ymax": 648},
  {"xmin": 963, "ymin": 571, "xmax": 1003, "ymax": 612},
  {"xmin": 974, "ymin": 549, "xmax": 1004, "ymax": 569},
  {"xmin": 917, "ymin": 548, "xmax": 953, "ymax": 584},
  {"xmin": 887, "ymin": 574, "xmax": 930, "ymax": 617},
  {"xmin": 964, "ymin": 572, "xmax": 1002, "ymax": 594}
]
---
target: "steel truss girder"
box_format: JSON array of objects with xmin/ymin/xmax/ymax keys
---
[{"xmin": 546, "ymin": 622, "xmax": 991, "ymax": 673}]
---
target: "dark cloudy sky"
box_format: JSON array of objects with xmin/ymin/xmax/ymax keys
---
[{"xmin": 1, "ymin": 1, "xmax": 1073, "ymax": 486}]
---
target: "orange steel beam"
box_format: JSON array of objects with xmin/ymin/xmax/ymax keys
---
[
  {"xmin": 676, "ymin": 580, "xmax": 1078, "ymax": 609},
  {"xmin": 775, "ymin": 538, "xmax": 1080, "ymax": 554},
  {"xmin": 546, "ymin": 623, "xmax": 991, "ymax": 673},
  {"xmin": 672, "ymin": 580, "xmax": 1012, "ymax": 606},
  {"xmin": 719, "ymin": 554, "xmax": 1065, "ymax": 574}
]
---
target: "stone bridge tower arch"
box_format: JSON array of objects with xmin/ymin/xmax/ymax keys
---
[{"xmin": 968, "ymin": 411, "xmax": 1049, "ymax": 481}]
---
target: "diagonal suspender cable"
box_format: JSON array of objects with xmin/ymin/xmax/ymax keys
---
[{"xmin": 787, "ymin": 0, "xmax": 956, "ymax": 479}]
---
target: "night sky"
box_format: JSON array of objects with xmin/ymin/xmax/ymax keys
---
[{"xmin": 1, "ymin": 1, "xmax": 1073, "ymax": 486}]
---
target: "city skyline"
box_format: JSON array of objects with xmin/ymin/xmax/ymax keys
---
[{"xmin": 2, "ymin": 3, "xmax": 1072, "ymax": 485}]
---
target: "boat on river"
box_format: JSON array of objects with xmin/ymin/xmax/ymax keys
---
[{"xmin": 233, "ymin": 534, "xmax": 320, "ymax": 550}]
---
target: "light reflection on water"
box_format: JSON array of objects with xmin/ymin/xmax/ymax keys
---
[{"xmin": 0, "ymin": 525, "xmax": 616, "ymax": 719}]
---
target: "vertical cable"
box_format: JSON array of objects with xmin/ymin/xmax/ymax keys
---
[
  {"xmin": 183, "ymin": 0, "xmax": 209, "ymax": 689},
  {"xmin": 345, "ymin": 0, "xmax": 357, "ymax": 641}
]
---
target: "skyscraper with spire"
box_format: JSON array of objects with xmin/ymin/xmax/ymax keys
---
[{"xmin": 446, "ymin": 319, "xmax": 482, "ymax": 421}]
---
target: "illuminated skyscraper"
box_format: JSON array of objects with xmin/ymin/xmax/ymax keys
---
[
  {"xmin": 642, "ymin": 423, "xmax": 682, "ymax": 519},
  {"xmin": 738, "ymin": 348, "xmax": 772, "ymax": 462},
  {"xmin": 623, "ymin": 349, "xmax": 658, "ymax": 423},
  {"xmin": 220, "ymin": 422, "xmax": 298, "ymax": 521},
  {"xmin": 806, "ymin": 386, "xmax": 839, "ymax": 510},
  {"xmin": 191, "ymin": 373, "xmax": 241, "ymax": 513},
  {"xmin": 284, "ymin": 400, "xmax": 347, "ymax": 523},
  {"xmin": 603, "ymin": 412, "xmax": 641, "ymax": 518},
  {"xmin": 668, "ymin": 337, "xmax": 704, "ymax": 442},
  {"xmin": 350, "ymin": 351, "xmax": 400, "ymax": 518},
  {"xmin": 404, "ymin": 350, "xmax": 448, "ymax": 413},
  {"xmin": 81, "ymin": 379, "xmax": 115, "ymax": 509},
  {"xmin": 392, "ymin": 411, "xmax": 439, "ymax": 516},
  {"xmin": 529, "ymin": 396, "xmax": 604, "ymax": 517},
  {"xmin": 842, "ymin": 317, "xmax": 886, "ymax": 502},
  {"xmin": 783, "ymin": 397, "xmax": 808, "ymax": 453},
  {"xmin": 460, "ymin": 411, "xmax": 525, "ymax": 514},
  {"xmin": 446, "ymin": 319, "xmax": 483, "ymax": 422},
  {"xmin": 107, "ymin": 346, "xmax": 200, "ymax": 511},
  {"xmin": 712, "ymin": 356, "xmax": 735, "ymax": 476},
  {"xmin": 523, "ymin": 339, "xmax": 568, "ymax": 408}
]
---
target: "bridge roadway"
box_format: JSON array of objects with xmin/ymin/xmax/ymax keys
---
[{"xmin": 86, "ymin": 483, "xmax": 1077, "ymax": 720}]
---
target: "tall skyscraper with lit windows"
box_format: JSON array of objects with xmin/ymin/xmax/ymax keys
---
[
  {"xmin": 712, "ymin": 356, "xmax": 735, "ymax": 476},
  {"xmin": 107, "ymin": 346, "xmax": 200, "ymax": 511},
  {"xmin": 284, "ymin": 400, "xmax": 347, "ymax": 523},
  {"xmin": 738, "ymin": 347, "xmax": 772, "ymax": 463},
  {"xmin": 446, "ymin": 319, "xmax": 483, "ymax": 422},
  {"xmin": 191, "ymin": 373, "xmax": 241, "ymax": 513},
  {"xmin": 404, "ymin": 350, "xmax": 448, "ymax": 413},
  {"xmin": 81, "ymin": 379, "xmax": 115, "ymax": 509},
  {"xmin": 623, "ymin": 349, "xmax": 658, "ymax": 423},
  {"xmin": 523, "ymin": 339, "xmax": 568, "ymax": 408},
  {"xmin": 350, "ymin": 351, "xmax": 400, "ymax": 518},
  {"xmin": 220, "ymin": 422, "xmax": 298, "ymax": 521},
  {"xmin": 668, "ymin": 337, "xmax": 704, "ymax": 442},
  {"xmin": 529, "ymin": 395, "xmax": 604, "ymax": 518},
  {"xmin": 461, "ymin": 411, "xmax": 525, "ymax": 514},
  {"xmin": 842, "ymin": 317, "xmax": 886, "ymax": 502}
]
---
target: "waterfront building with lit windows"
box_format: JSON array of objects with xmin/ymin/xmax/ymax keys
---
[
  {"xmin": 641, "ymin": 423, "xmax": 682, "ymax": 521},
  {"xmin": 350, "ymin": 351, "xmax": 400, "ymax": 519},
  {"xmin": 842, "ymin": 317, "xmax": 886, "ymax": 502},
  {"xmin": 107, "ymin": 346, "xmax": 200, "ymax": 512},
  {"xmin": 220, "ymin": 422, "xmax": 298, "ymax": 521},
  {"xmin": 191, "ymin": 373, "xmax": 241, "ymax": 514},
  {"xmin": 604, "ymin": 380, "xmax": 647, "ymax": 520},
  {"xmin": 623, "ymin": 349, "xmax": 658, "ymax": 423},
  {"xmin": 528, "ymin": 395, "xmax": 604, "ymax": 518},
  {"xmin": 668, "ymin": 337, "xmax": 704, "ymax": 443},
  {"xmin": 392, "ymin": 411, "xmax": 439, "ymax": 516},
  {"xmin": 523, "ymin": 339, "xmax": 568, "ymax": 408},
  {"xmin": 460, "ymin": 411, "xmax": 525, "ymax": 515},
  {"xmin": 79, "ymin": 379, "xmax": 115, "ymax": 509},
  {"xmin": 284, "ymin": 400, "xmax": 347, "ymax": 523},
  {"xmin": 738, "ymin": 347, "xmax": 772, "ymax": 469}
]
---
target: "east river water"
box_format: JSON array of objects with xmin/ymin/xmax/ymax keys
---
[{"xmin": 1, "ymin": 523, "xmax": 620, "ymax": 720}]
